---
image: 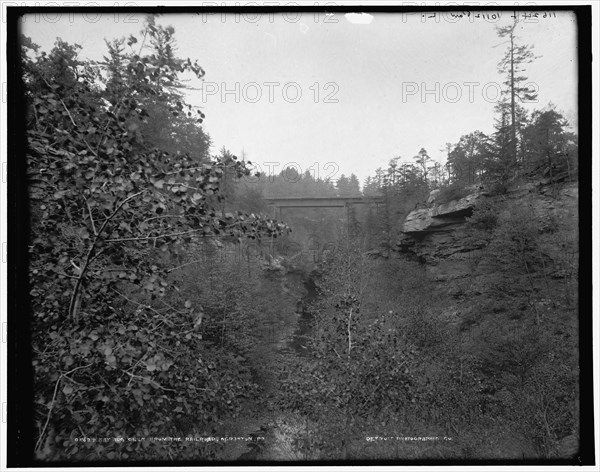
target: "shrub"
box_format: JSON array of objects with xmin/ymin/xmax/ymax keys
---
[
  {"xmin": 435, "ymin": 184, "xmax": 472, "ymax": 205},
  {"xmin": 467, "ymin": 200, "xmax": 500, "ymax": 231},
  {"xmin": 487, "ymin": 181, "xmax": 509, "ymax": 195}
]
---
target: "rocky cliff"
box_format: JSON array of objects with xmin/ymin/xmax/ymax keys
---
[
  {"xmin": 387, "ymin": 179, "xmax": 580, "ymax": 458},
  {"xmin": 395, "ymin": 180, "xmax": 579, "ymax": 293}
]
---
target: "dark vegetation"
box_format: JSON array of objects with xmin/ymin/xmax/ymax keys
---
[
  {"xmin": 24, "ymin": 16, "xmax": 291, "ymax": 461},
  {"xmin": 21, "ymin": 14, "xmax": 579, "ymax": 463},
  {"xmin": 273, "ymin": 197, "xmax": 578, "ymax": 460}
]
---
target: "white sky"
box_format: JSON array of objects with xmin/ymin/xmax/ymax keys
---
[{"xmin": 21, "ymin": 9, "xmax": 578, "ymax": 184}]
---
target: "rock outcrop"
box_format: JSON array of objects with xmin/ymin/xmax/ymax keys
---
[
  {"xmin": 393, "ymin": 180, "xmax": 580, "ymax": 456},
  {"xmin": 403, "ymin": 192, "xmax": 481, "ymax": 234},
  {"xmin": 396, "ymin": 181, "xmax": 578, "ymax": 287}
]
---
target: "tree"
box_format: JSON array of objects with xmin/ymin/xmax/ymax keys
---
[
  {"xmin": 336, "ymin": 174, "xmax": 349, "ymax": 196},
  {"xmin": 362, "ymin": 176, "xmax": 377, "ymax": 196},
  {"xmin": 98, "ymin": 16, "xmax": 210, "ymax": 157},
  {"xmin": 362, "ymin": 157, "xmax": 430, "ymax": 255},
  {"xmin": 428, "ymin": 161, "xmax": 443, "ymax": 187},
  {"xmin": 24, "ymin": 18, "xmax": 289, "ymax": 460},
  {"xmin": 347, "ymin": 174, "xmax": 362, "ymax": 196},
  {"xmin": 414, "ymin": 147, "xmax": 432, "ymax": 184},
  {"xmin": 496, "ymin": 17, "xmax": 540, "ymax": 164},
  {"xmin": 447, "ymin": 131, "xmax": 490, "ymax": 185},
  {"xmin": 521, "ymin": 105, "xmax": 577, "ymax": 181}
]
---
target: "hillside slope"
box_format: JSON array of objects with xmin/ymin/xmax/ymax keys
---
[{"xmin": 393, "ymin": 179, "xmax": 579, "ymax": 458}]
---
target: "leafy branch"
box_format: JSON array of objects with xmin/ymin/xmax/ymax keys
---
[{"xmin": 68, "ymin": 191, "xmax": 145, "ymax": 321}]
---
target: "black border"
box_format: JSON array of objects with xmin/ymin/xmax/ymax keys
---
[{"xmin": 6, "ymin": 3, "xmax": 594, "ymax": 468}]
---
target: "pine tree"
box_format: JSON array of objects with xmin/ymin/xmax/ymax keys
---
[
  {"xmin": 347, "ymin": 174, "xmax": 362, "ymax": 196},
  {"xmin": 414, "ymin": 148, "xmax": 431, "ymax": 184},
  {"xmin": 336, "ymin": 174, "xmax": 350, "ymax": 196},
  {"xmin": 496, "ymin": 17, "xmax": 540, "ymax": 164},
  {"xmin": 521, "ymin": 105, "xmax": 578, "ymax": 180}
]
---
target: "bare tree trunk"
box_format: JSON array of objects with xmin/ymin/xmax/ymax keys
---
[{"xmin": 510, "ymin": 33, "xmax": 517, "ymax": 164}]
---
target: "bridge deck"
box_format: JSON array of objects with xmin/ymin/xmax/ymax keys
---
[{"xmin": 264, "ymin": 196, "xmax": 383, "ymax": 208}]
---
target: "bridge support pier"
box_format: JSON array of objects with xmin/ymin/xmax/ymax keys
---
[
  {"xmin": 268, "ymin": 205, "xmax": 282, "ymax": 219},
  {"xmin": 345, "ymin": 203, "xmax": 350, "ymax": 233}
]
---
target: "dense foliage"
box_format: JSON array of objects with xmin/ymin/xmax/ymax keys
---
[
  {"xmin": 268, "ymin": 15, "xmax": 580, "ymax": 460},
  {"xmin": 272, "ymin": 185, "xmax": 578, "ymax": 459},
  {"xmin": 20, "ymin": 12, "xmax": 579, "ymax": 464},
  {"xmin": 25, "ymin": 16, "xmax": 288, "ymax": 461}
]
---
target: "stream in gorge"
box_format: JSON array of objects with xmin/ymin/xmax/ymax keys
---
[{"xmin": 230, "ymin": 267, "xmax": 320, "ymax": 462}]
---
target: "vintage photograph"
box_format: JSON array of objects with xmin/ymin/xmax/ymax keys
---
[{"xmin": 3, "ymin": 3, "xmax": 594, "ymax": 467}]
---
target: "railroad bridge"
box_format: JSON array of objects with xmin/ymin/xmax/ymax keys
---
[
  {"xmin": 263, "ymin": 196, "xmax": 384, "ymax": 220},
  {"xmin": 263, "ymin": 196, "xmax": 384, "ymax": 261}
]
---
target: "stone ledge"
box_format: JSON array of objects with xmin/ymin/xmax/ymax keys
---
[{"xmin": 403, "ymin": 191, "xmax": 481, "ymax": 233}]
